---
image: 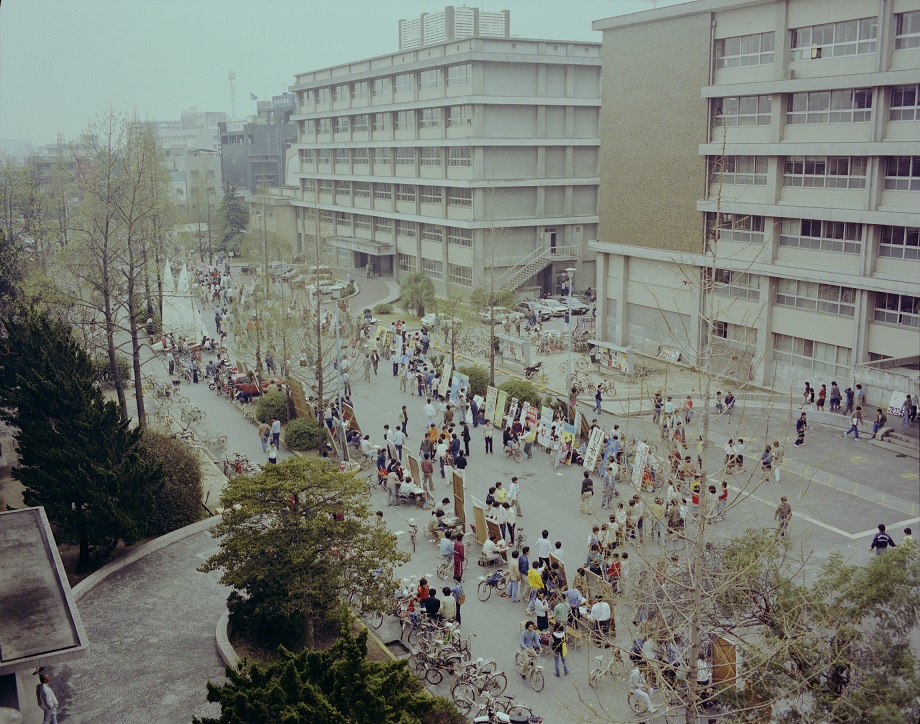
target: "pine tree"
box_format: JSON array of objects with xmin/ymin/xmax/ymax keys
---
[
  {"xmin": 218, "ymin": 181, "xmax": 249, "ymax": 253},
  {"xmin": 0, "ymin": 311, "xmax": 163, "ymax": 569}
]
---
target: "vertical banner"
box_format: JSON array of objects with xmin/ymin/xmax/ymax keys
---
[
  {"xmin": 494, "ymin": 390, "xmax": 508, "ymax": 427},
  {"xmin": 450, "ymin": 370, "xmax": 469, "ymax": 403},
  {"xmin": 573, "ymin": 411, "xmax": 582, "ymax": 441},
  {"xmin": 561, "ymin": 423, "xmax": 577, "ymax": 464},
  {"xmin": 439, "ymin": 363, "xmax": 453, "ymax": 398},
  {"xmin": 484, "ymin": 386, "xmax": 498, "ymax": 425},
  {"xmin": 631, "ymin": 441, "xmax": 649, "ymax": 490},
  {"xmin": 508, "ymin": 397, "xmax": 520, "ymax": 424},
  {"xmin": 583, "ymin": 426, "xmax": 605, "ymax": 472},
  {"xmin": 407, "ymin": 453, "xmax": 421, "ymax": 487},
  {"xmin": 519, "ymin": 402, "xmax": 531, "ymax": 426},
  {"xmin": 527, "ymin": 404, "xmax": 539, "ymax": 428},
  {"xmin": 537, "ymin": 405, "xmax": 553, "ymax": 447}
]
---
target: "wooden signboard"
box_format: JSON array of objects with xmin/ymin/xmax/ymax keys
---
[
  {"xmin": 286, "ymin": 377, "xmax": 313, "ymax": 420},
  {"xmin": 470, "ymin": 495, "xmax": 488, "ymax": 545},
  {"xmin": 712, "ymin": 635, "xmax": 737, "ymax": 686},
  {"xmin": 407, "ymin": 453, "xmax": 421, "ymax": 489},
  {"xmin": 452, "ymin": 470, "xmax": 466, "ymax": 528},
  {"xmin": 549, "ymin": 553, "xmax": 568, "ymax": 590},
  {"xmin": 583, "ymin": 568, "xmax": 616, "ymax": 604}
]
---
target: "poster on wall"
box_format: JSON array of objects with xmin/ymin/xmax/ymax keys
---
[
  {"xmin": 526, "ymin": 404, "xmax": 539, "ymax": 428},
  {"xmin": 450, "ymin": 370, "xmax": 469, "ymax": 404},
  {"xmin": 583, "ymin": 426, "xmax": 605, "ymax": 472},
  {"xmin": 495, "ymin": 333, "xmax": 531, "ymax": 366},
  {"xmin": 494, "ymin": 390, "xmax": 508, "ymax": 427},
  {"xmin": 485, "ymin": 386, "xmax": 498, "ymax": 425},
  {"xmin": 887, "ymin": 391, "xmax": 905, "ymax": 417}
]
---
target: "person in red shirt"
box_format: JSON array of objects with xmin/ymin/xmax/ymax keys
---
[{"xmin": 416, "ymin": 578, "xmax": 430, "ymax": 603}]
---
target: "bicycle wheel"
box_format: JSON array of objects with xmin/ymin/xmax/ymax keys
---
[
  {"xmin": 406, "ymin": 627, "xmax": 420, "ymax": 647},
  {"xmin": 588, "ymin": 669, "xmax": 603, "ymax": 689},
  {"xmin": 485, "ymin": 672, "xmax": 508, "ymax": 697},
  {"xmin": 425, "ymin": 665, "xmax": 443, "ymax": 686},
  {"xmin": 437, "ymin": 563, "xmax": 450, "ymax": 580},
  {"xmin": 450, "ymin": 682, "xmax": 476, "ymax": 715},
  {"xmin": 628, "ymin": 692, "xmax": 646, "ymax": 714},
  {"xmin": 477, "ymin": 581, "xmax": 492, "ymax": 602},
  {"xmin": 507, "ymin": 704, "xmax": 533, "ymax": 718},
  {"xmin": 370, "ymin": 609, "xmax": 383, "ymax": 629},
  {"xmin": 177, "ymin": 396, "xmax": 190, "ymax": 407},
  {"xmin": 216, "ymin": 435, "xmax": 228, "ymax": 446},
  {"xmin": 512, "ymin": 448, "xmax": 523, "ymax": 463},
  {"xmin": 496, "ymin": 575, "xmax": 507, "ymax": 592},
  {"xmin": 530, "ymin": 668, "xmax": 544, "ymax": 692}
]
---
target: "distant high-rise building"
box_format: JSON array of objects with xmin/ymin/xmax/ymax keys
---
[
  {"xmin": 147, "ymin": 107, "xmax": 227, "ymax": 156},
  {"xmin": 399, "ymin": 6, "xmax": 510, "ymax": 51}
]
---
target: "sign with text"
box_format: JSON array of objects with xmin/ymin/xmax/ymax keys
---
[
  {"xmin": 631, "ymin": 441, "xmax": 650, "ymax": 490},
  {"xmin": 484, "ymin": 386, "xmax": 498, "ymax": 425},
  {"xmin": 494, "ymin": 390, "xmax": 508, "ymax": 427},
  {"xmin": 495, "ymin": 333, "xmax": 531, "ymax": 366},
  {"xmin": 583, "ymin": 425, "xmax": 605, "ymax": 472}
]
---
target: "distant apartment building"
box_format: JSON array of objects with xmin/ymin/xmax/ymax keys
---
[
  {"xmin": 399, "ymin": 6, "xmax": 510, "ymax": 50},
  {"xmin": 148, "ymin": 107, "xmax": 227, "ymax": 156},
  {"xmin": 287, "ymin": 35, "xmax": 601, "ymax": 295},
  {"xmin": 591, "ymin": 0, "xmax": 920, "ymax": 390},
  {"xmin": 168, "ymin": 150, "xmax": 221, "ymax": 210},
  {"xmin": 219, "ymin": 95, "xmax": 298, "ymax": 196}
]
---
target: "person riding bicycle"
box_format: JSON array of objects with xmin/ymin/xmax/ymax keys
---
[
  {"xmin": 517, "ymin": 620, "xmax": 542, "ymax": 671},
  {"xmin": 628, "ymin": 666, "xmax": 657, "ymax": 714},
  {"xmin": 439, "ymin": 531, "xmax": 455, "ymax": 565}
]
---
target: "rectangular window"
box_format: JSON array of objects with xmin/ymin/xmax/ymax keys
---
[
  {"xmin": 395, "ymin": 73, "xmax": 414, "ymax": 94},
  {"xmin": 884, "ymin": 156, "xmax": 920, "ymax": 191},
  {"xmin": 773, "ymin": 333, "xmax": 852, "ymax": 376},
  {"xmin": 375, "ymin": 217, "xmax": 394, "ymax": 235},
  {"xmin": 419, "ymin": 69, "xmax": 442, "ymax": 90},
  {"xmin": 335, "ymin": 181, "xmax": 351, "ymax": 199},
  {"xmin": 705, "ymin": 213, "xmax": 765, "ymax": 243},
  {"xmin": 714, "ymin": 32, "xmax": 775, "ymax": 69},
  {"xmin": 712, "ymin": 95, "xmax": 771, "ymax": 126},
  {"xmin": 779, "ymin": 218, "xmax": 862, "ymax": 254},
  {"xmin": 353, "ymin": 182, "xmax": 371, "ymax": 198},
  {"xmin": 398, "ymin": 220, "xmax": 417, "ymax": 238},
  {"xmin": 419, "ymin": 108, "xmax": 442, "ymax": 129},
  {"xmin": 790, "ymin": 17, "xmax": 877, "ymax": 60},
  {"xmin": 397, "ymin": 184, "xmax": 416, "ymax": 202},
  {"xmin": 316, "ymin": 87, "xmax": 330, "ymax": 104},
  {"xmin": 710, "ymin": 156, "xmax": 768, "ymax": 186},
  {"xmin": 396, "ymin": 148, "xmax": 416, "ymax": 167},
  {"xmin": 448, "ymin": 147, "xmax": 472, "ymax": 167},
  {"xmin": 448, "ymin": 227, "xmax": 473, "ymax": 247},
  {"xmin": 334, "ymin": 84, "xmax": 349, "ymax": 102},
  {"xmin": 333, "ymin": 149, "xmax": 350, "ymax": 164},
  {"xmin": 354, "ymin": 214, "xmax": 372, "ymax": 231},
  {"xmin": 448, "ymin": 105, "xmax": 473, "ymax": 128},
  {"xmin": 374, "ymin": 148, "xmax": 392, "ymax": 166},
  {"xmin": 448, "ymin": 263, "xmax": 473, "ymax": 287},
  {"xmin": 396, "ymin": 111, "xmax": 415, "ymax": 130},
  {"xmin": 352, "ymin": 149, "xmax": 369, "ymax": 166},
  {"xmin": 787, "ymin": 89, "xmax": 872, "ymax": 124},
  {"xmin": 421, "ymin": 224, "xmax": 443, "ymax": 242},
  {"xmin": 776, "ymin": 279, "xmax": 856, "ymax": 316},
  {"xmin": 895, "ymin": 11, "xmax": 920, "ymax": 50},
  {"xmin": 352, "ymin": 114, "xmax": 369, "ymax": 132},
  {"xmin": 447, "ymin": 187, "xmax": 472, "ymax": 207},
  {"xmin": 874, "ymin": 293, "xmax": 920, "ymax": 328},
  {"xmin": 446, "ymin": 63, "xmax": 472, "ymax": 86},
  {"xmin": 317, "ymin": 149, "xmax": 332, "ymax": 165},
  {"xmin": 318, "ymin": 180, "xmax": 334, "ymax": 195},
  {"xmin": 373, "ymin": 78, "xmax": 392, "ymax": 97},
  {"xmin": 318, "ymin": 118, "xmax": 332, "ymax": 134},
  {"xmin": 373, "ymin": 113, "xmax": 392, "ymax": 131},
  {"xmin": 420, "ymin": 148, "xmax": 442, "ymax": 167},
  {"xmin": 890, "ymin": 85, "xmax": 920, "ymax": 122},
  {"xmin": 878, "ymin": 225, "xmax": 920, "ymax": 260},
  {"xmin": 712, "ymin": 270, "xmax": 760, "ymax": 300},
  {"xmin": 373, "ymin": 183, "xmax": 393, "ymax": 201},
  {"xmin": 303, "ymin": 120, "xmax": 316, "ymax": 135},
  {"xmin": 300, "ymin": 149, "xmax": 315, "ymax": 164},
  {"xmin": 421, "ymin": 257, "xmax": 443, "ymax": 279},
  {"xmin": 335, "ymin": 211, "xmax": 351, "ymax": 229},
  {"xmin": 783, "ymin": 156, "xmax": 867, "ymax": 189},
  {"xmin": 321, "ymin": 210, "xmax": 334, "ymax": 225},
  {"xmin": 352, "ymin": 81, "xmax": 369, "ymax": 100},
  {"xmin": 334, "ymin": 117, "xmax": 350, "ymax": 134},
  {"xmin": 420, "ymin": 185, "xmax": 442, "ymax": 205},
  {"xmin": 398, "ymin": 253, "xmax": 416, "ymax": 272}
]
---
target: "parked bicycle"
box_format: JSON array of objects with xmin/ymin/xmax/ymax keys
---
[
  {"xmin": 451, "ymin": 664, "xmax": 509, "ymax": 715},
  {"xmin": 477, "ymin": 571, "xmax": 508, "ymax": 602},
  {"xmin": 180, "ymin": 405, "xmax": 206, "ymax": 428}
]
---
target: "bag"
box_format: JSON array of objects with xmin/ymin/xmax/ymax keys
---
[
  {"xmin": 562, "ymin": 641, "xmax": 568, "ymax": 657},
  {"xmin": 457, "ymin": 593, "xmax": 466, "ymax": 605}
]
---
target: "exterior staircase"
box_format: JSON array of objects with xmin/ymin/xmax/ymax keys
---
[{"xmin": 493, "ymin": 244, "xmax": 581, "ymax": 292}]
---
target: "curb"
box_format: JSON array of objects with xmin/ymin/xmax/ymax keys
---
[
  {"xmin": 72, "ymin": 515, "xmax": 221, "ymax": 602},
  {"xmin": 215, "ymin": 610, "xmax": 239, "ymax": 669}
]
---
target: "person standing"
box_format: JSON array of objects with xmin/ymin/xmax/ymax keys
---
[
  {"xmin": 483, "ymin": 419, "xmax": 494, "ymax": 454},
  {"xmin": 453, "ymin": 534, "xmax": 465, "ymax": 581},
  {"xmin": 423, "ymin": 398, "xmax": 435, "ymax": 428},
  {"xmin": 869, "ymin": 524, "xmax": 896, "ymax": 555},
  {"xmin": 535, "ymin": 530, "xmax": 553, "ymax": 569},
  {"xmin": 507, "ymin": 550, "xmax": 523, "ymax": 602},
  {"xmin": 794, "ymin": 413, "xmax": 807, "ymax": 447},
  {"xmin": 421, "ymin": 454, "xmax": 434, "ymax": 497},
  {"xmin": 682, "ymin": 396, "xmax": 693, "ymax": 424},
  {"xmin": 580, "ymin": 471, "xmax": 595, "ymax": 515},
  {"xmin": 509, "ymin": 476, "xmax": 522, "ymax": 517},
  {"xmin": 258, "ymin": 422, "xmax": 271, "ymax": 453},
  {"xmin": 775, "ymin": 496, "xmax": 792, "ymax": 536},
  {"xmin": 450, "ymin": 575, "xmax": 464, "ymax": 624},
  {"xmin": 842, "ymin": 387, "xmax": 855, "ymax": 417},
  {"xmin": 842, "ymin": 406, "xmax": 863, "ymax": 440},
  {"xmin": 594, "ymin": 387, "xmax": 603, "ymax": 415},
  {"xmin": 166, "ymin": 349, "xmax": 175, "ymax": 376},
  {"xmin": 460, "ymin": 421, "xmax": 471, "ymax": 456},
  {"xmin": 902, "ymin": 395, "xmax": 914, "ymax": 426},
  {"xmin": 770, "ymin": 440, "xmax": 783, "ymax": 482},
  {"xmin": 271, "ymin": 418, "xmax": 281, "ymax": 449},
  {"xmin": 36, "ymin": 672, "xmax": 59, "ymax": 724},
  {"xmin": 267, "ymin": 442, "xmax": 278, "ymax": 464},
  {"xmin": 551, "ymin": 623, "xmax": 569, "ymax": 677},
  {"xmin": 816, "ymin": 384, "xmax": 827, "ymax": 410},
  {"xmin": 652, "ymin": 391, "xmax": 663, "ymax": 424}
]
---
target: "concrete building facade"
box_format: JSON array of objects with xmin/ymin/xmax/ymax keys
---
[
  {"xmin": 148, "ymin": 108, "xmax": 227, "ymax": 156},
  {"xmin": 398, "ymin": 6, "xmax": 511, "ymax": 51},
  {"xmin": 591, "ymin": 0, "xmax": 920, "ymax": 392},
  {"xmin": 287, "ymin": 36, "xmax": 601, "ymax": 296}
]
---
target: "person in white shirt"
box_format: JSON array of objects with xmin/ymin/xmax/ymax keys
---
[
  {"xmin": 435, "ymin": 439, "xmax": 448, "ymax": 479},
  {"xmin": 628, "ymin": 666, "xmax": 655, "ymax": 713},
  {"xmin": 534, "ymin": 530, "xmax": 553, "ymax": 567},
  {"xmin": 481, "ymin": 535, "xmax": 504, "ymax": 565},
  {"xmin": 36, "ymin": 673, "xmax": 59, "ymax": 724},
  {"xmin": 508, "ymin": 476, "xmax": 522, "ymax": 517},
  {"xmin": 590, "ymin": 599, "xmax": 613, "ymax": 643},
  {"xmin": 423, "ymin": 398, "xmax": 435, "ymax": 428},
  {"xmin": 392, "ymin": 427, "xmax": 406, "ymax": 460},
  {"xmin": 439, "ymin": 532, "xmax": 454, "ymax": 563}
]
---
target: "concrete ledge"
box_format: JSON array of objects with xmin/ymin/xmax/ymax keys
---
[
  {"xmin": 215, "ymin": 610, "xmax": 239, "ymax": 669},
  {"xmin": 72, "ymin": 515, "xmax": 221, "ymax": 602}
]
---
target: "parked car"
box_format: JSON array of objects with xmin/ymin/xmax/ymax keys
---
[
  {"xmin": 268, "ymin": 261, "xmax": 293, "ymax": 279},
  {"xmin": 553, "ymin": 296, "xmax": 591, "ymax": 315},
  {"xmin": 478, "ymin": 306, "xmax": 524, "ymax": 324},
  {"xmin": 230, "ymin": 373, "xmax": 262, "ymax": 398},
  {"xmin": 517, "ymin": 301, "xmax": 552, "ymax": 322},
  {"xmin": 305, "ymin": 281, "xmax": 347, "ymax": 296},
  {"xmin": 420, "ymin": 312, "xmax": 463, "ymax": 330},
  {"xmin": 537, "ymin": 298, "xmax": 568, "ymax": 317}
]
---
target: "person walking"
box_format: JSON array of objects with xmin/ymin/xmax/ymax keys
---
[
  {"xmin": 580, "ymin": 471, "xmax": 595, "ymax": 515},
  {"xmin": 423, "ymin": 398, "xmax": 435, "ymax": 428},
  {"xmin": 829, "ymin": 381, "xmax": 841, "ymax": 411},
  {"xmin": 363, "ymin": 354, "xmax": 372, "ymax": 382},
  {"xmin": 421, "ymin": 454, "xmax": 434, "ymax": 497},
  {"xmin": 267, "ymin": 441, "xmax": 278, "ymax": 464},
  {"xmin": 842, "ymin": 387, "xmax": 855, "ymax": 417},
  {"xmin": 775, "ymin": 496, "xmax": 792, "ymax": 537},
  {"xmin": 770, "ymin": 440, "xmax": 783, "ymax": 482},
  {"xmin": 271, "ymin": 418, "xmax": 281, "ymax": 449},
  {"xmin": 552, "ymin": 622, "xmax": 570, "ymax": 677},
  {"xmin": 36, "ymin": 672, "xmax": 59, "ymax": 724},
  {"xmin": 594, "ymin": 387, "xmax": 603, "ymax": 415},
  {"xmin": 794, "ymin": 413, "xmax": 807, "ymax": 447},
  {"xmin": 682, "ymin": 396, "xmax": 693, "ymax": 424},
  {"xmin": 258, "ymin": 422, "xmax": 271, "ymax": 453},
  {"xmin": 450, "ymin": 575, "xmax": 464, "ymax": 624},
  {"xmin": 869, "ymin": 524, "xmax": 897, "ymax": 555},
  {"xmin": 902, "ymin": 395, "xmax": 914, "ymax": 426},
  {"xmin": 842, "ymin": 406, "xmax": 863, "ymax": 440}
]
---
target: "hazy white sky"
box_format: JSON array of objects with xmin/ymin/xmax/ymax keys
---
[{"xmin": 0, "ymin": 0, "xmax": 692, "ymax": 147}]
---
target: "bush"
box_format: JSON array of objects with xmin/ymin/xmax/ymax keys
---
[
  {"xmin": 373, "ymin": 302, "xmax": 394, "ymax": 315},
  {"xmin": 92, "ymin": 355, "xmax": 132, "ymax": 388},
  {"xmin": 497, "ymin": 380, "xmax": 542, "ymax": 409},
  {"xmin": 255, "ymin": 390, "xmax": 289, "ymax": 423},
  {"xmin": 284, "ymin": 417, "xmax": 327, "ymax": 451},
  {"xmin": 457, "ymin": 365, "xmax": 489, "ymax": 398},
  {"xmin": 140, "ymin": 430, "xmax": 203, "ymax": 535}
]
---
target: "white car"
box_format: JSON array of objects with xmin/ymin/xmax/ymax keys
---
[
  {"xmin": 478, "ymin": 307, "xmax": 524, "ymax": 324},
  {"xmin": 538, "ymin": 299, "xmax": 568, "ymax": 317},
  {"xmin": 553, "ymin": 296, "xmax": 591, "ymax": 315},
  {"xmin": 305, "ymin": 281, "xmax": 347, "ymax": 296},
  {"xmin": 420, "ymin": 313, "xmax": 462, "ymax": 330},
  {"xmin": 517, "ymin": 301, "xmax": 552, "ymax": 322}
]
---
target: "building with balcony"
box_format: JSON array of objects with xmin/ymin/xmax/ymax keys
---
[
  {"xmin": 286, "ymin": 34, "xmax": 601, "ymax": 296},
  {"xmin": 590, "ymin": 0, "xmax": 920, "ymax": 393}
]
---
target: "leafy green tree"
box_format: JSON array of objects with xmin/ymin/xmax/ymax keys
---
[
  {"xmin": 497, "ymin": 379, "xmax": 542, "ymax": 408},
  {"xmin": 218, "ymin": 181, "xmax": 249, "ymax": 253},
  {"xmin": 284, "ymin": 418, "xmax": 327, "ymax": 452},
  {"xmin": 200, "ymin": 457, "xmax": 409, "ymax": 647},
  {"xmin": 399, "ymin": 272, "xmax": 435, "ymax": 317},
  {"xmin": 469, "ymin": 286, "xmax": 517, "ymax": 386},
  {"xmin": 0, "ymin": 312, "xmax": 163, "ymax": 569},
  {"xmin": 140, "ymin": 430, "xmax": 203, "ymax": 535},
  {"xmin": 456, "ymin": 365, "xmax": 488, "ymax": 398},
  {"xmin": 0, "ymin": 227, "xmax": 24, "ymax": 315},
  {"xmin": 194, "ymin": 623, "xmax": 463, "ymax": 724}
]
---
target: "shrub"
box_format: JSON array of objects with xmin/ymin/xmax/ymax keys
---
[
  {"xmin": 497, "ymin": 379, "xmax": 542, "ymax": 408},
  {"xmin": 92, "ymin": 355, "xmax": 132, "ymax": 388},
  {"xmin": 140, "ymin": 430, "xmax": 203, "ymax": 535},
  {"xmin": 343, "ymin": 282, "xmax": 356, "ymax": 297},
  {"xmin": 284, "ymin": 417, "xmax": 327, "ymax": 451},
  {"xmin": 457, "ymin": 365, "xmax": 489, "ymax": 398},
  {"xmin": 373, "ymin": 302, "xmax": 394, "ymax": 315},
  {"xmin": 255, "ymin": 390, "xmax": 289, "ymax": 423}
]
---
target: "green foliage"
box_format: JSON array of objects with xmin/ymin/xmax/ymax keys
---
[
  {"xmin": 343, "ymin": 282, "xmax": 356, "ymax": 297},
  {"xmin": 140, "ymin": 430, "xmax": 203, "ymax": 535},
  {"xmin": 497, "ymin": 379, "xmax": 542, "ymax": 408},
  {"xmin": 0, "ymin": 311, "xmax": 164, "ymax": 569},
  {"xmin": 284, "ymin": 418, "xmax": 326, "ymax": 451},
  {"xmin": 373, "ymin": 302, "xmax": 393, "ymax": 315},
  {"xmin": 468, "ymin": 287, "xmax": 515, "ymax": 313},
  {"xmin": 91, "ymin": 354, "xmax": 132, "ymax": 388},
  {"xmin": 0, "ymin": 227, "xmax": 24, "ymax": 315},
  {"xmin": 457, "ymin": 365, "xmax": 488, "ymax": 398},
  {"xmin": 399, "ymin": 272, "xmax": 435, "ymax": 317},
  {"xmin": 218, "ymin": 182, "xmax": 249, "ymax": 253},
  {"xmin": 194, "ymin": 623, "xmax": 464, "ymax": 724},
  {"xmin": 255, "ymin": 390, "xmax": 289, "ymax": 423},
  {"xmin": 199, "ymin": 457, "xmax": 410, "ymax": 646}
]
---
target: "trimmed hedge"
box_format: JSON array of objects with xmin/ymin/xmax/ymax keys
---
[
  {"xmin": 497, "ymin": 379, "xmax": 543, "ymax": 409},
  {"xmin": 140, "ymin": 430, "xmax": 203, "ymax": 535},
  {"xmin": 373, "ymin": 303, "xmax": 394, "ymax": 315},
  {"xmin": 256, "ymin": 390, "xmax": 289, "ymax": 423},
  {"xmin": 456, "ymin": 365, "xmax": 488, "ymax": 398},
  {"xmin": 284, "ymin": 417, "xmax": 327, "ymax": 451}
]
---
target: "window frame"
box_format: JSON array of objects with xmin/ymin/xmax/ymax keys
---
[
  {"xmin": 448, "ymin": 227, "xmax": 473, "ymax": 247},
  {"xmin": 884, "ymin": 156, "xmax": 920, "ymax": 191},
  {"xmin": 878, "ymin": 225, "xmax": 920, "ymax": 260},
  {"xmin": 873, "ymin": 292, "xmax": 920, "ymax": 328},
  {"xmin": 419, "ymin": 147, "xmax": 442, "ymax": 167},
  {"xmin": 448, "ymin": 263, "xmax": 473, "ymax": 287},
  {"xmin": 786, "ymin": 89, "xmax": 872, "ymax": 125},
  {"xmin": 446, "ymin": 63, "xmax": 472, "ymax": 86},
  {"xmin": 420, "ymin": 185, "xmax": 442, "ymax": 205},
  {"xmin": 448, "ymin": 147, "xmax": 472, "ymax": 167},
  {"xmin": 705, "ymin": 212, "xmax": 765, "ymax": 244},
  {"xmin": 710, "ymin": 155, "xmax": 768, "ymax": 186},
  {"xmin": 783, "ymin": 156, "xmax": 867, "ymax": 189},
  {"xmin": 714, "ymin": 32, "xmax": 775, "ymax": 69},
  {"xmin": 895, "ymin": 11, "xmax": 920, "ymax": 50},
  {"xmin": 373, "ymin": 78, "xmax": 393, "ymax": 98},
  {"xmin": 395, "ymin": 148, "xmax": 416, "ymax": 167},
  {"xmin": 421, "ymin": 257, "xmax": 444, "ymax": 279},
  {"xmin": 712, "ymin": 95, "xmax": 772, "ymax": 127},
  {"xmin": 419, "ymin": 108, "xmax": 442, "ymax": 129},
  {"xmin": 775, "ymin": 279, "xmax": 856, "ymax": 316},
  {"xmin": 779, "ymin": 218, "xmax": 862, "ymax": 254}
]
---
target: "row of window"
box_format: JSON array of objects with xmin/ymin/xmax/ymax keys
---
[
  {"xmin": 710, "ymin": 155, "xmax": 920, "ymax": 191},
  {"xmin": 397, "ymin": 253, "xmax": 474, "ymax": 285},
  {"xmin": 713, "ymin": 85, "xmax": 919, "ymax": 127},
  {"xmin": 302, "ymin": 64, "xmax": 473, "ymax": 107},
  {"xmin": 773, "ymin": 334, "xmax": 851, "ymax": 377},
  {"xmin": 322, "ymin": 211, "xmax": 475, "ymax": 248},
  {"xmin": 714, "ymin": 11, "xmax": 918, "ymax": 67},
  {"xmin": 308, "ymin": 180, "xmax": 473, "ymax": 208},
  {"xmin": 305, "ymin": 105, "xmax": 474, "ymax": 135},
  {"xmin": 302, "ymin": 146, "xmax": 473, "ymax": 168},
  {"xmin": 707, "ymin": 213, "xmax": 918, "ymax": 260}
]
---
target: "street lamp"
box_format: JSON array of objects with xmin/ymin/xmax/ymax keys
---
[
  {"xmin": 331, "ymin": 288, "xmax": 347, "ymax": 462},
  {"xmin": 565, "ymin": 267, "xmax": 576, "ymax": 422}
]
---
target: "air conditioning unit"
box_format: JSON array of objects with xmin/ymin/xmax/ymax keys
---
[{"xmin": 783, "ymin": 69, "xmax": 796, "ymax": 80}]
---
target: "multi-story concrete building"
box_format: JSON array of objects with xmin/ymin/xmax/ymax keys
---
[
  {"xmin": 286, "ymin": 35, "xmax": 601, "ymax": 295},
  {"xmin": 148, "ymin": 108, "xmax": 227, "ymax": 156},
  {"xmin": 398, "ymin": 6, "xmax": 510, "ymax": 51},
  {"xmin": 591, "ymin": 0, "xmax": 919, "ymax": 392}
]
